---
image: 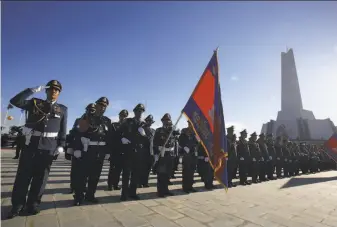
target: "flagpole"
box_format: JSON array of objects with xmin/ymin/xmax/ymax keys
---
[{"xmin": 160, "ymin": 112, "xmax": 183, "ymax": 157}]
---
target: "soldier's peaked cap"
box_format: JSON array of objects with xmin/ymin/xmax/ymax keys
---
[
  {"xmin": 133, "ymin": 103, "xmax": 145, "ymax": 112},
  {"xmin": 145, "ymin": 114, "xmax": 155, "ymax": 123},
  {"xmin": 119, "ymin": 109, "xmax": 129, "ymax": 117},
  {"xmin": 240, "ymin": 129, "xmax": 247, "ymax": 134},
  {"xmin": 227, "ymin": 126, "xmax": 234, "ymax": 131},
  {"xmin": 86, "ymin": 103, "xmax": 96, "ymax": 113},
  {"xmin": 251, "ymin": 132, "xmax": 257, "ymax": 137},
  {"xmin": 46, "ymin": 80, "xmax": 62, "ymax": 91},
  {"xmin": 96, "ymin": 97, "xmax": 109, "ymax": 106},
  {"xmin": 161, "ymin": 113, "xmax": 171, "ymax": 121}
]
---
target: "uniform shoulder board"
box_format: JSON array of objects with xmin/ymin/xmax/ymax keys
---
[{"xmin": 102, "ymin": 116, "xmax": 111, "ymax": 123}]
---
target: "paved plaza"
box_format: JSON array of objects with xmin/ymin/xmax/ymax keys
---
[{"xmin": 1, "ymin": 150, "xmax": 337, "ymax": 227}]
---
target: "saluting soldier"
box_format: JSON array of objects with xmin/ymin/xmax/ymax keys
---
[
  {"xmin": 248, "ymin": 132, "xmax": 261, "ymax": 183},
  {"xmin": 237, "ymin": 129, "xmax": 251, "ymax": 185},
  {"xmin": 8, "ymin": 80, "xmax": 67, "ymax": 218},
  {"xmin": 226, "ymin": 126, "xmax": 237, "ymax": 187},
  {"xmin": 70, "ymin": 103, "xmax": 97, "ymax": 205},
  {"xmin": 153, "ymin": 113, "xmax": 176, "ymax": 197},
  {"xmin": 119, "ymin": 103, "xmax": 146, "ymax": 201},
  {"xmin": 139, "ymin": 114, "xmax": 156, "ymax": 188},
  {"xmin": 179, "ymin": 121, "xmax": 198, "ymax": 193},
  {"xmin": 107, "ymin": 109, "xmax": 128, "ymax": 191},
  {"xmin": 257, "ymin": 133, "xmax": 269, "ymax": 181},
  {"xmin": 275, "ymin": 136, "xmax": 283, "ymax": 178},
  {"xmin": 83, "ymin": 97, "xmax": 111, "ymax": 203}
]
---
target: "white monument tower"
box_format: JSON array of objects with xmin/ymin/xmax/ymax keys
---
[{"xmin": 261, "ymin": 48, "xmax": 336, "ymax": 140}]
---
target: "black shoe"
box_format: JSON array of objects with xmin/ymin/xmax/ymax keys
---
[
  {"xmin": 26, "ymin": 205, "xmax": 40, "ymax": 215},
  {"xmin": 183, "ymin": 189, "xmax": 190, "ymax": 193},
  {"xmin": 113, "ymin": 186, "xmax": 120, "ymax": 190},
  {"xmin": 157, "ymin": 193, "xmax": 165, "ymax": 198},
  {"xmin": 120, "ymin": 195, "xmax": 127, "ymax": 201},
  {"xmin": 168, "ymin": 181, "xmax": 173, "ymax": 185},
  {"xmin": 7, "ymin": 206, "xmax": 23, "ymax": 219},
  {"xmin": 165, "ymin": 191, "xmax": 174, "ymax": 196},
  {"xmin": 12, "ymin": 156, "xmax": 19, "ymax": 159},
  {"xmin": 69, "ymin": 188, "xmax": 74, "ymax": 194},
  {"xmin": 171, "ymin": 175, "xmax": 176, "ymax": 179},
  {"xmin": 107, "ymin": 186, "xmax": 113, "ymax": 191},
  {"xmin": 142, "ymin": 184, "xmax": 149, "ymax": 188},
  {"xmin": 240, "ymin": 182, "xmax": 247, "ymax": 186},
  {"xmin": 129, "ymin": 195, "xmax": 140, "ymax": 200},
  {"xmin": 137, "ymin": 184, "xmax": 143, "ymax": 188},
  {"xmin": 85, "ymin": 196, "xmax": 99, "ymax": 204},
  {"xmin": 189, "ymin": 188, "xmax": 197, "ymax": 193}
]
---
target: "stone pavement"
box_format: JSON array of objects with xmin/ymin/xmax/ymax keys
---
[{"xmin": 1, "ymin": 150, "xmax": 337, "ymax": 227}]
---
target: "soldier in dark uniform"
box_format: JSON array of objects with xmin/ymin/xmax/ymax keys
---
[
  {"xmin": 248, "ymin": 132, "xmax": 261, "ymax": 183},
  {"xmin": 139, "ymin": 114, "xmax": 156, "ymax": 188},
  {"xmin": 299, "ymin": 143, "xmax": 309, "ymax": 174},
  {"xmin": 153, "ymin": 113, "xmax": 176, "ymax": 197},
  {"xmin": 196, "ymin": 142, "xmax": 215, "ymax": 190},
  {"xmin": 292, "ymin": 143, "xmax": 301, "ymax": 175},
  {"xmin": 266, "ymin": 134, "xmax": 276, "ymax": 180},
  {"xmin": 107, "ymin": 109, "xmax": 128, "ymax": 191},
  {"xmin": 70, "ymin": 103, "xmax": 97, "ymax": 205},
  {"xmin": 179, "ymin": 121, "xmax": 198, "ymax": 193},
  {"xmin": 282, "ymin": 137, "xmax": 291, "ymax": 178},
  {"xmin": 257, "ymin": 133, "xmax": 269, "ymax": 181},
  {"xmin": 83, "ymin": 97, "xmax": 111, "ymax": 203},
  {"xmin": 237, "ymin": 129, "xmax": 251, "ymax": 185},
  {"xmin": 119, "ymin": 104, "xmax": 146, "ymax": 201},
  {"xmin": 226, "ymin": 126, "xmax": 237, "ymax": 187},
  {"xmin": 274, "ymin": 136, "xmax": 283, "ymax": 178},
  {"xmin": 8, "ymin": 80, "xmax": 67, "ymax": 218}
]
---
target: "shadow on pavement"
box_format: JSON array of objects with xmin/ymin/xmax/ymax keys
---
[
  {"xmin": 280, "ymin": 175, "xmax": 337, "ymax": 189},
  {"xmin": 1, "ymin": 183, "xmax": 224, "ymax": 220}
]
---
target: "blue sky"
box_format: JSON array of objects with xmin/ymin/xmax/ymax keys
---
[{"xmin": 2, "ymin": 1, "xmax": 337, "ymax": 134}]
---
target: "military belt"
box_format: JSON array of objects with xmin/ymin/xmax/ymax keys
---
[
  {"xmin": 158, "ymin": 146, "xmax": 174, "ymax": 152},
  {"xmin": 22, "ymin": 126, "xmax": 58, "ymax": 137},
  {"xmin": 89, "ymin": 141, "xmax": 106, "ymax": 146}
]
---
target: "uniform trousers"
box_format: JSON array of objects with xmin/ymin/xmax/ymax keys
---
[
  {"xmin": 121, "ymin": 148, "xmax": 141, "ymax": 197},
  {"xmin": 11, "ymin": 147, "xmax": 54, "ymax": 208},
  {"xmin": 108, "ymin": 152, "xmax": 123, "ymax": 188},
  {"xmin": 157, "ymin": 154, "xmax": 173, "ymax": 196},
  {"xmin": 84, "ymin": 146, "xmax": 106, "ymax": 198},
  {"xmin": 182, "ymin": 153, "xmax": 196, "ymax": 191}
]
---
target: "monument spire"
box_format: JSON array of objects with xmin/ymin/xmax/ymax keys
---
[{"xmin": 281, "ymin": 48, "xmax": 303, "ymax": 114}]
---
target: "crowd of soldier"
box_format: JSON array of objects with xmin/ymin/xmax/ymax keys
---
[{"xmin": 5, "ymin": 80, "xmax": 336, "ymax": 219}]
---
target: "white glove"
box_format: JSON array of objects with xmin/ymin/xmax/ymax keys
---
[
  {"xmin": 285, "ymin": 158, "xmax": 288, "ymax": 162},
  {"xmin": 66, "ymin": 148, "xmax": 74, "ymax": 155},
  {"xmin": 269, "ymin": 156, "xmax": 272, "ymax": 160},
  {"xmin": 74, "ymin": 150, "xmax": 82, "ymax": 158},
  {"xmin": 31, "ymin": 85, "xmax": 49, "ymax": 93},
  {"xmin": 184, "ymin": 147, "xmax": 190, "ymax": 153},
  {"xmin": 80, "ymin": 137, "xmax": 90, "ymax": 152},
  {"xmin": 121, "ymin": 137, "xmax": 131, "ymax": 144},
  {"xmin": 261, "ymin": 157, "xmax": 264, "ymax": 161},
  {"xmin": 252, "ymin": 158, "xmax": 256, "ymax": 162},
  {"xmin": 240, "ymin": 157, "xmax": 244, "ymax": 161},
  {"xmin": 138, "ymin": 127, "xmax": 146, "ymax": 136},
  {"xmin": 194, "ymin": 151, "xmax": 198, "ymax": 157},
  {"xmin": 54, "ymin": 146, "xmax": 64, "ymax": 156},
  {"xmin": 154, "ymin": 155, "xmax": 159, "ymax": 162},
  {"xmin": 204, "ymin": 157, "xmax": 209, "ymax": 162},
  {"xmin": 277, "ymin": 157, "xmax": 280, "ymax": 160},
  {"xmin": 105, "ymin": 154, "xmax": 110, "ymax": 160}
]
